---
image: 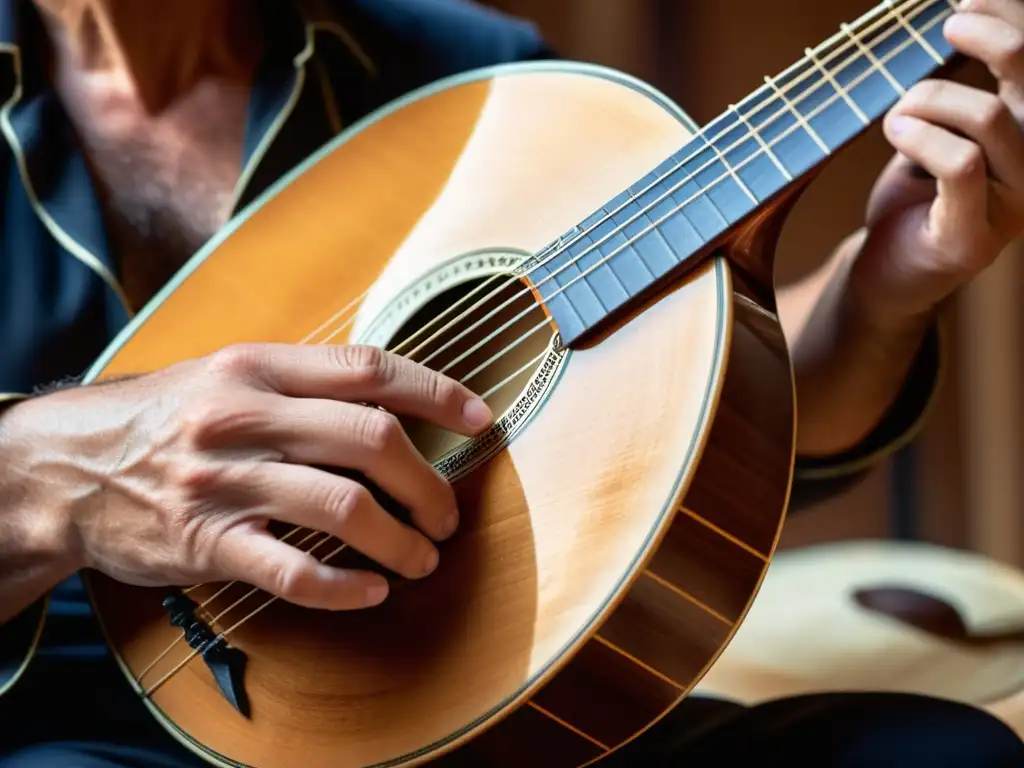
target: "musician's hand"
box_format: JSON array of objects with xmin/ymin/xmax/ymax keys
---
[
  {"xmin": 0, "ymin": 344, "xmax": 492, "ymax": 611},
  {"xmin": 852, "ymin": 0, "xmax": 1024, "ymax": 325}
]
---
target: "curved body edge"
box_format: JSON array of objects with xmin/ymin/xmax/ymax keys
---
[
  {"xmin": 81, "ymin": 58, "xmax": 794, "ymax": 768},
  {"xmin": 429, "ymin": 271, "xmax": 796, "ymax": 768},
  {"xmin": 78, "ymin": 59, "xmax": 698, "ymax": 381},
  {"xmin": 0, "ymin": 596, "xmax": 49, "ymax": 699}
]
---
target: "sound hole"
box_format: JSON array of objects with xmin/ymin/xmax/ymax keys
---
[
  {"xmin": 270, "ymin": 274, "xmax": 556, "ymax": 582},
  {"xmin": 388, "ymin": 273, "xmax": 555, "ymax": 464}
]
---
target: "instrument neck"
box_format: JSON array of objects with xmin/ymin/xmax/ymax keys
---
[{"xmin": 546, "ymin": 0, "xmax": 958, "ymax": 349}]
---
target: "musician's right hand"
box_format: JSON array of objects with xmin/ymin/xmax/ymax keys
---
[{"xmin": 0, "ymin": 343, "xmax": 493, "ymax": 612}]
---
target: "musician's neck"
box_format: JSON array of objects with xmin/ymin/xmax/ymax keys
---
[{"xmin": 33, "ymin": 0, "xmax": 263, "ymax": 114}]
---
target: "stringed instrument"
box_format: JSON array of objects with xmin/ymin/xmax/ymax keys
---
[
  {"xmin": 695, "ymin": 540, "xmax": 1024, "ymax": 739},
  {"xmin": 3, "ymin": 0, "xmax": 962, "ymax": 765}
]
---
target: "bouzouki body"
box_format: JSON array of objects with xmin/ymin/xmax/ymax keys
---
[
  {"xmin": 83, "ymin": 62, "xmax": 794, "ymax": 767},
  {"xmin": 9, "ymin": 0, "xmax": 963, "ymax": 765}
]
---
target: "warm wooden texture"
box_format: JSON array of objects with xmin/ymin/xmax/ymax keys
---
[
  {"xmin": 436, "ymin": 286, "xmax": 795, "ymax": 767},
  {"xmin": 695, "ymin": 541, "xmax": 1024, "ymax": 739},
  {"xmin": 84, "ymin": 66, "xmax": 794, "ymax": 767},
  {"xmin": 667, "ymin": 0, "xmax": 1020, "ymax": 555}
]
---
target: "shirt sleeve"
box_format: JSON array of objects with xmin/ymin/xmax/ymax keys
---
[{"xmin": 788, "ymin": 317, "xmax": 945, "ymax": 511}]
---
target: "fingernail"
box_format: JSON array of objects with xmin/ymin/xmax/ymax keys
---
[
  {"xmin": 943, "ymin": 12, "xmax": 967, "ymax": 35},
  {"xmin": 423, "ymin": 547, "xmax": 439, "ymax": 576},
  {"xmin": 366, "ymin": 582, "xmax": 389, "ymax": 606},
  {"xmin": 462, "ymin": 397, "xmax": 493, "ymax": 429},
  {"xmin": 441, "ymin": 510, "xmax": 459, "ymax": 540},
  {"xmin": 887, "ymin": 115, "xmax": 914, "ymax": 136}
]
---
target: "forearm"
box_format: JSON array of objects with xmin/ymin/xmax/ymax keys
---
[
  {"xmin": 782, "ymin": 230, "xmax": 936, "ymax": 458},
  {"xmin": 0, "ymin": 398, "xmax": 81, "ymax": 623}
]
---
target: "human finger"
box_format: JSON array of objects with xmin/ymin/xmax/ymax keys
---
[
  {"xmin": 255, "ymin": 462, "xmax": 441, "ymax": 581},
  {"xmin": 945, "ymin": 8, "xmax": 1024, "ymax": 117},
  {"xmin": 882, "ymin": 113, "xmax": 991, "ymax": 260},
  {"xmin": 892, "ymin": 79, "xmax": 1024, "ymax": 186},
  {"xmin": 215, "ymin": 528, "xmax": 391, "ymax": 611},
  {"xmin": 256, "ymin": 396, "xmax": 459, "ymax": 541},
  {"xmin": 207, "ymin": 343, "xmax": 493, "ymax": 436}
]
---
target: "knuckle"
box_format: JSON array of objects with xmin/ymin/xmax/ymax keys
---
[
  {"xmin": 323, "ymin": 480, "xmax": 367, "ymax": 527},
  {"xmin": 995, "ymin": 31, "xmax": 1024, "ymax": 71},
  {"xmin": 335, "ymin": 345, "xmax": 389, "ymax": 387},
  {"xmin": 360, "ymin": 410, "xmax": 402, "ymax": 454},
  {"xmin": 976, "ymin": 94, "xmax": 1010, "ymax": 133},
  {"xmin": 905, "ymin": 79, "xmax": 941, "ymax": 106},
  {"xmin": 179, "ymin": 396, "xmax": 262, "ymax": 449},
  {"xmin": 265, "ymin": 560, "xmax": 305, "ymax": 600},
  {"xmin": 950, "ymin": 145, "xmax": 985, "ymax": 182},
  {"xmin": 168, "ymin": 458, "xmax": 229, "ymax": 500},
  {"xmin": 424, "ymin": 370, "xmax": 456, "ymax": 408},
  {"xmin": 206, "ymin": 343, "xmax": 263, "ymax": 378}
]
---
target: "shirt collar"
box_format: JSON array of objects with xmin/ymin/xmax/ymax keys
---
[{"xmin": 297, "ymin": 0, "xmax": 377, "ymax": 77}]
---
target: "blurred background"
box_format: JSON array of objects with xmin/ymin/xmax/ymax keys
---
[{"xmin": 480, "ymin": 0, "xmax": 1024, "ymax": 567}]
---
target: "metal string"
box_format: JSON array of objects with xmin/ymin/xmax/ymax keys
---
[
  {"xmin": 410, "ymin": 0, "xmax": 951, "ymax": 371},
  {"xmin": 308, "ymin": 0, "xmax": 948, "ymax": 362},
  {"xmin": 137, "ymin": 0, "xmax": 956, "ymax": 695}
]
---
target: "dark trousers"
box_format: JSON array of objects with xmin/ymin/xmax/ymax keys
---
[{"xmin": 3, "ymin": 652, "xmax": 1023, "ymax": 767}]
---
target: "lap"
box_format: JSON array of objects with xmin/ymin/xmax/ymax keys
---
[
  {"xmin": 615, "ymin": 692, "xmax": 1024, "ymax": 766},
  {"xmin": 3, "ymin": 685, "xmax": 1021, "ymax": 767},
  {"xmin": 0, "ymin": 743, "xmax": 201, "ymax": 768}
]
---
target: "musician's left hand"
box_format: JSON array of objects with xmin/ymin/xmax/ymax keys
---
[
  {"xmin": 850, "ymin": 0, "xmax": 1024, "ymax": 326},
  {"xmin": 792, "ymin": 0, "xmax": 1024, "ymax": 457}
]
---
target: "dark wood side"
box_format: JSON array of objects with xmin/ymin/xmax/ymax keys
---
[{"xmin": 441, "ymin": 267, "xmax": 796, "ymax": 767}]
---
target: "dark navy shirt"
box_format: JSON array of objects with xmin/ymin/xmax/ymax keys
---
[{"xmin": 0, "ymin": 0, "xmax": 938, "ymax": 674}]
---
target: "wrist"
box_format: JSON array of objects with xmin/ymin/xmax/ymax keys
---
[
  {"xmin": 846, "ymin": 278, "xmax": 937, "ymax": 345},
  {"xmin": 793, "ymin": 241, "xmax": 937, "ymax": 458},
  {"xmin": 0, "ymin": 396, "xmax": 86, "ymax": 575},
  {"xmin": 842, "ymin": 281, "xmax": 935, "ymax": 359},
  {"xmin": 830, "ymin": 225, "xmax": 939, "ymax": 377},
  {"xmin": 844, "ymin": 221, "xmax": 950, "ymax": 339}
]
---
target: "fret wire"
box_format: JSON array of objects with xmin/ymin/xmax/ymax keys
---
[
  {"xmin": 805, "ymin": 0, "xmax": 897, "ymax": 72},
  {"xmin": 544, "ymin": 3, "xmax": 957, "ymax": 315},
  {"xmin": 803, "ymin": 47, "xmax": 869, "ymax": 125},
  {"xmin": 728, "ymin": 104, "xmax": 793, "ymax": 181},
  {"xmin": 671, "ymin": 0, "xmax": 939, "ymax": 192},
  {"xmin": 885, "ymin": 0, "xmax": 944, "ymax": 64},
  {"xmin": 762, "ymin": 74, "xmax": 831, "ymax": 155},
  {"xmin": 840, "ymin": 21, "xmax": 906, "ymax": 95},
  {"xmin": 586, "ymin": 220, "xmax": 632, "ymax": 298},
  {"xmin": 469, "ymin": 0, "xmax": 957, "ymax": 354},
  {"xmin": 702, "ymin": 139, "xmax": 759, "ymax": 204},
  {"xmin": 533, "ymin": 0, "xmax": 947, "ymax": 327}
]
